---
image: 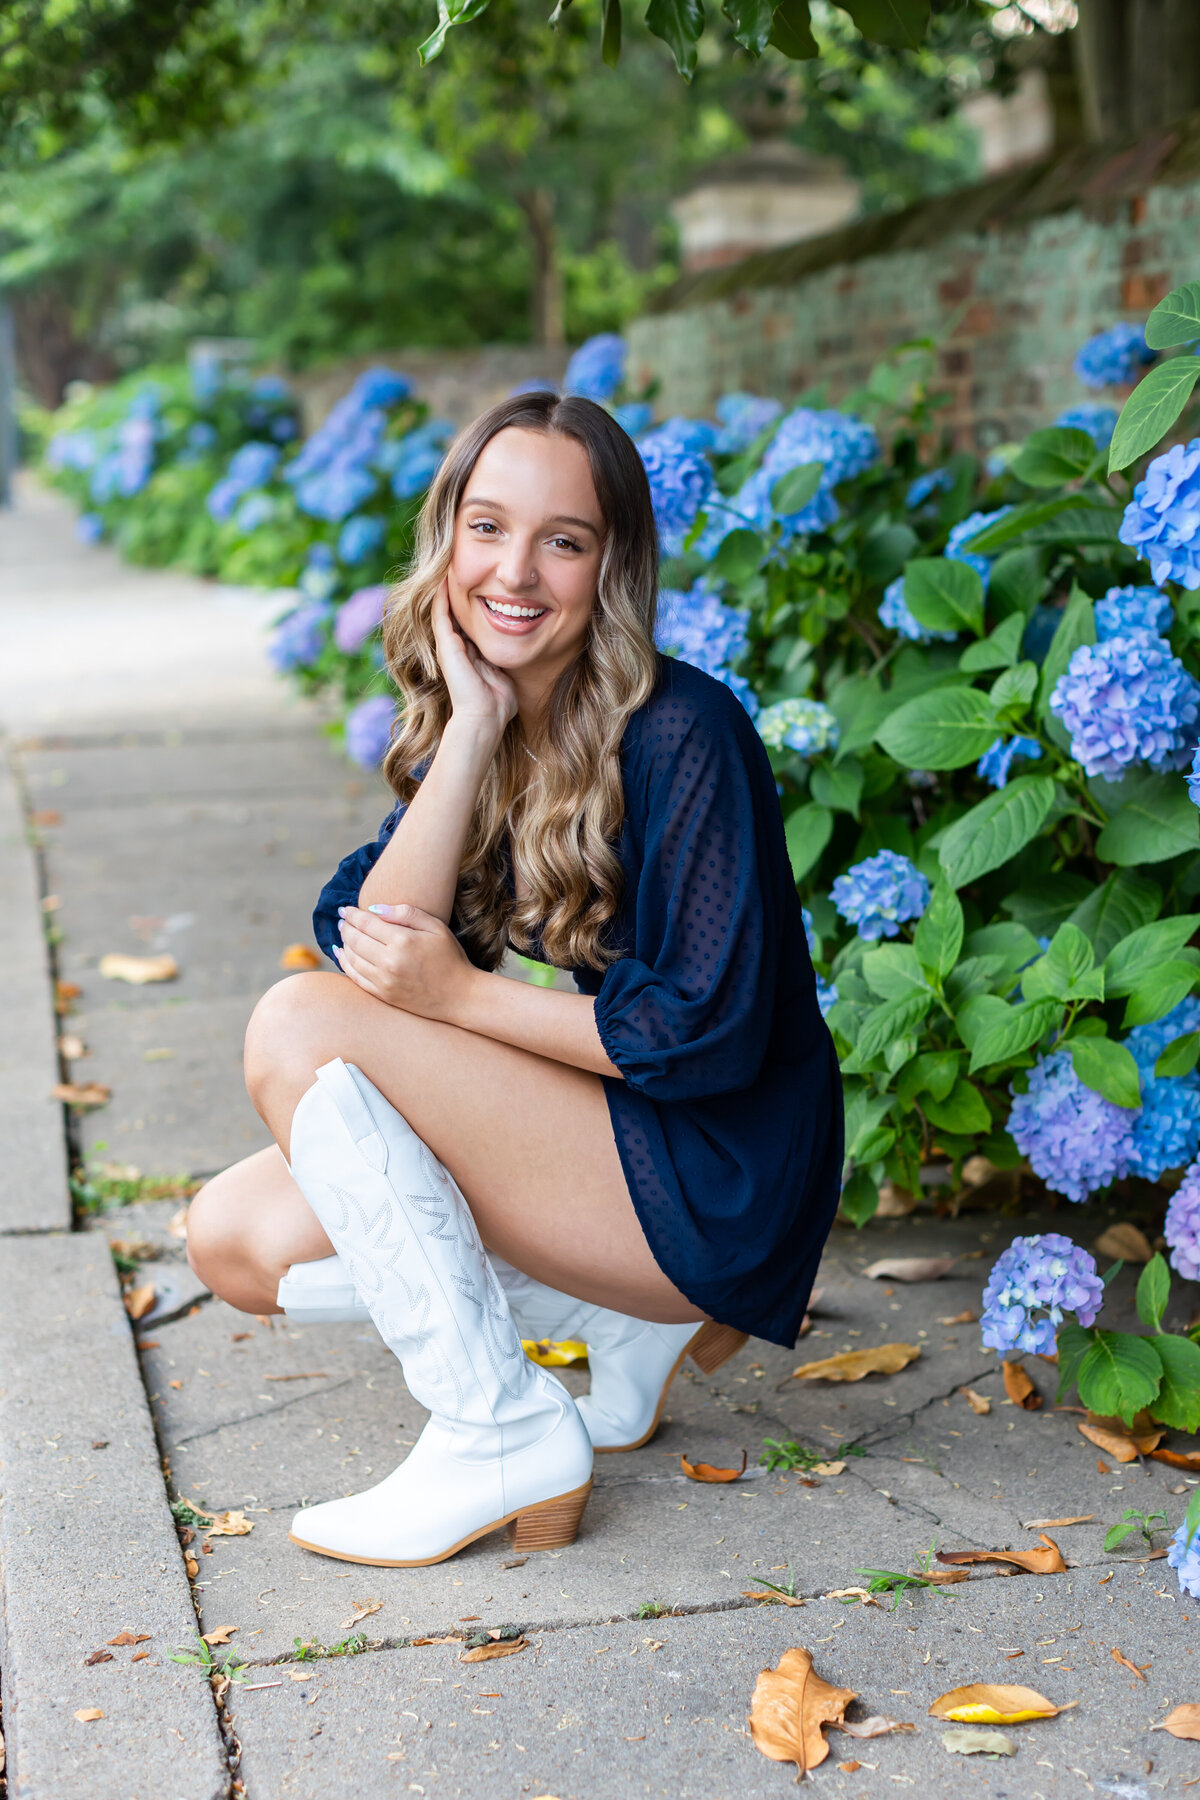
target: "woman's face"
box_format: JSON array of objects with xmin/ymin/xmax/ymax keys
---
[{"xmin": 447, "ymin": 427, "xmax": 605, "ymax": 695}]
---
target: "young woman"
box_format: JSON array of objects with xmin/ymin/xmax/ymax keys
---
[{"xmin": 186, "ymin": 390, "xmax": 842, "ymax": 1570}]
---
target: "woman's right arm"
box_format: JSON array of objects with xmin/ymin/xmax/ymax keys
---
[{"xmin": 356, "ymin": 719, "xmax": 497, "ymax": 922}]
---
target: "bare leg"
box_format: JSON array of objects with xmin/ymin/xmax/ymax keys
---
[{"xmin": 188, "ymin": 971, "xmax": 703, "ymax": 1326}]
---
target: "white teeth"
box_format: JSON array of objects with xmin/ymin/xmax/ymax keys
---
[{"xmin": 483, "ymin": 598, "xmax": 546, "ymax": 620}]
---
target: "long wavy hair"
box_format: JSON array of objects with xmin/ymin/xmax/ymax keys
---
[{"xmin": 380, "ymin": 392, "xmax": 660, "ymax": 972}]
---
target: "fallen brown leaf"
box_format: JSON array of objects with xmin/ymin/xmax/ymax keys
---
[
  {"xmin": 960, "ymin": 1386, "xmax": 990, "ymax": 1415},
  {"xmin": 929, "ymin": 1683, "xmax": 1066, "ymax": 1724},
  {"xmin": 501, "ymin": 1557, "xmax": 527, "ymax": 1570},
  {"xmin": 98, "ymin": 952, "xmax": 178, "ymax": 985},
  {"xmin": 939, "ymin": 1311, "xmax": 976, "ymax": 1325},
  {"xmin": 340, "ymin": 1599, "xmax": 383, "ymax": 1629},
  {"xmin": 168, "ymin": 1379, "xmax": 183, "ymax": 1389},
  {"xmin": 52, "ymin": 1082, "xmax": 111, "ymax": 1108},
  {"xmin": 202, "ymin": 1626, "xmax": 238, "ymax": 1646},
  {"xmin": 280, "ymin": 943, "xmax": 323, "ymax": 971},
  {"xmin": 936, "ymin": 1533, "xmax": 1065, "ymax": 1576},
  {"xmin": 916, "ymin": 1569, "xmax": 970, "ymax": 1586},
  {"xmin": 743, "ymin": 1590, "xmax": 806, "ymax": 1607},
  {"xmin": 123, "ymin": 1284, "xmax": 156, "ymax": 1321},
  {"xmin": 131, "ymin": 1652, "xmax": 149, "ymax": 1663},
  {"xmin": 33, "ymin": 808, "xmax": 62, "ymax": 827},
  {"xmin": 184, "ymin": 1555, "xmax": 199, "ymax": 1578},
  {"xmin": 862, "ymin": 1257, "xmax": 957, "ymax": 1282},
  {"xmin": 1002, "ymin": 1361, "xmax": 1042, "ymax": 1410},
  {"xmin": 1094, "ymin": 1222, "xmax": 1154, "ymax": 1263},
  {"xmin": 107, "ymin": 1632, "xmax": 150, "ymax": 1646},
  {"xmin": 836, "ymin": 1715, "xmax": 915, "ymax": 1739},
  {"xmin": 74, "ymin": 1709, "xmax": 103, "ymax": 1724},
  {"xmin": 1021, "ymin": 1516, "xmax": 1094, "ymax": 1529},
  {"xmin": 790, "ymin": 1343, "xmax": 920, "ymax": 1383},
  {"xmin": 1111, "ymin": 1647, "xmax": 1149, "ymax": 1682},
  {"xmin": 411, "ymin": 1635, "xmax": 463, "ymax": 1646},
  {"xmin": 1078, "ymin": 1421, "xmax": 1163, "ymax": 1462},
  {"xmin": 824, "ymin": 1588, "xmax": 883, "ymax": 1608},
  {"xmin": 55, "ymin": 980, "xmax": 81, "ymax": 1012},
  {"xmin": 204, "ymin": 1511, "xmax": 254, "ymax": 1537},
  {"xmin": 943, "ymin": 1727, "xmax": 1016, "ymax": 1756},
  {"xmin": 838, "ymin": 1761, "xmax": 862, "ymax": 1774},
  {"xmin": 749, "ymin": 1646, "xmax": 858, "ymax": 1776},
  {"xmin": 231, "ymin": 1331, "xmax": 253, "ymax": 1342},
  {"xmin": 1097, "ymin": 1458, "xmax": 1112, "ymax": 1473},
  {"xmin": 84, "ymin": 1651, "xmax": 113, "ymax": 1665},
  {"xmin": 1153, "ymin": 1704, "xmax": 1200, "ymax": 1741},
  {"xmin": 459, "ymin": 1637, "xmax": 528, "ymax": 1662},
  {"xmin": 681, "ymin": 1450, "xmax": 747, "ymax": 1483},
  {"xmin": 1151, "ymin": 1447, "xmax": 1200, "ymax": 1472},
  {"xmin": 811, "ymin": 1460, "xmax": 845, "ymax": 1476}
]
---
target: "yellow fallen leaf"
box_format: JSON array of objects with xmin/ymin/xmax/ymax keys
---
[
  {"xmin": 123, "ymin": 1284, "xmax": 156, "ymax": 1321},
  {"xmin": 811, "ymin": 1460, "xmax": 845, "ymax": 1476},
  {"xmin": 791, "ymin": 1343, "xmax": 920, "ymax": 1383},
  {"xmin": 202, "ymin": 1626, "xmax": 238, "ymax": 1646},
  {"xmin": 1153, "ymin": 1704, "xmax": 1200, "ymax": 1741},
  {"xmin": 960, "ymin": 1386, "xmax": 990, "ymax": 1415},
  {"xmin": 459, "ymin": 1636, "xmax": 529, "ymax": 1662},
  {"xmin": 1078, "ymin": 1420, "xmax": 1162, "ymax": 1462},
  {"xmin": 681, "ymin": 1450, "xmax": 747, "ymax": 1483},
  {"xmin": 204, "ymin": 1511, "xmax": 254, "ymax": 1537},
  {"xmin": 280, "ymin": 943, "xmax": 322, "ymax": 971},
  {"xmin": 749, "ymin": 1646, "xmax": 858, "ymax": 1775},
  {"xmin": 936, "ymin": 1533, "xmax": 1065, "ymax": 1576},
  {"xmin": 929, "ymin": 1683, "xmax": 1065, "ymax": 1724},
  {"xmin": 74, "ymin": 1708, "xmax": 103, "ymax": 1723},
  {"xmin": 98, "ymin": 952, "xmax": 179, "ymax": 985},
  {"xmin": 522, "ymin": 1338, "xmax": 588, "ymax": 1368}
]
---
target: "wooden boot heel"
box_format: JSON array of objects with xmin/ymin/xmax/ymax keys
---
[
  {"xmin": 506, "ymin": 1478, "xmax": 593, "ymax": 1551},
  {"xmin": 687, "ymin": 1321, "xmax": 748, "ymax": 1376}
]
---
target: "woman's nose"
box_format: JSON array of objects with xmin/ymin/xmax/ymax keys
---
[{"xmin": 494, "ymin": 535, "xmax": 540, "ymax": 591}]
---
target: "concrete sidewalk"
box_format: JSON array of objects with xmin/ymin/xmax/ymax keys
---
[{"xmin": 2, "ymin": 481, "xmax": 1199, "ymax": 1799}]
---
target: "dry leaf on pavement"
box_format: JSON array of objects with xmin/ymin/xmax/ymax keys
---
[
  {"xmin": 838, "ymin": 1761, "xmax": 862, "ymax": 1773},
  {"xmin": 939, "ymin": 1310, "xmax": 976, "ymax": 1325},
  {"xmin": 411, "ymin": 1635, "xmax": 463, "ymax": 1646},
  {"xmin": 74, "ymin": 1709, "xmax": 103, "ymax": 1723},
  {"xmin": 749, "ymin": 1646, "xmax": 858, "ymax": 1776},
  {"xmin": 52, "ymin": 1082, "xmax": 111, "ymax": 1108},
  {"xmin": 33, "ymin": 809, "xmax": 61, "ymax": 827},
  {"xmin": 1001, "ymin": 1361, "xmax": 1041, "ymax": 1410},
  {"xmin": 459, "ymin": 1637, "xmax": 528, "ymax": 1662},
  {"xmin": 930, "ymin": 1683, "xmax": 1066, "ymax": 1723},
  {"xmin": 916, "ymin": 1569, "xmax": 970, "ymax": 1586},
  {"xmin": 107, "ymin": 1632, "xmax": 150, "ymax": 1646},
  {"xmin": 743, "ymin": 1590, "xmax": 806, "ymax": 1607},
  {"xmin": 202, "ymin": 1626, "xmax": 238, "ymax": 1646},
  {"xmin": 1078, "ymin": 1420, "xmax": 1163, "ymax": 1461},
  {"xmin": 1021, "ymin": 1515, "xmax": 1094, "ymax": 1528},
  {"xmin": 825, "ymin": 1588, "xmax": 883, "ymax": 1608},
  {"xmin": 84, "ymin": 1650, "xmax": 113, "ymax": 1665},
  {"xmin": 1111, "ymin": 1647, "xmax": 1149, "ymax": 1682},
  {"xmin": 937, "ymin": 1534, "xmax": 1065, "ymax": 1575},
  {"xmin": 204, "ymin": 1511, "xmax": 254, "ymax": 1537},
  {"xmin": 340, "ymin": 1599, "xmax": 383, "ymax": 1629},
  {"xmin": 812, "ymin": 1460, "xmax": 845, "ymax": 1476},
  {"xmin": 862, "ymin": 1257, "xmax": 958, "ymax": 1282},
  {"xmin": 1153, "ymin": 1704, "xmax": 1200, "ymax": 1740},
  {"xmin": 55, "ymin": 980, "xmax": 81, "ymax": 1012},
  {"xmin": 123, "ymin": 1285, "xmax": 156, "ymax": 1321},
  {"xmin": 836, "ymin": 1716, "xmax": 914, "ymax": 1739},
  {"xmin": 184, "ymin": 1555, "xmax": 199, "ymax": 1578},
  {"xmin": 280, "ymin": 943, "xmax": 322, "ymax": 970},
  {"xmin": 1094, "ymin": 1222, "xmax": 1154, "ymax": 1262},
  {"xmin": 790, "ymin": 1343, "xmax": 920, "ymax": 1383},
  {"xmin": 1151, "ymin": 1447, "xmax": 1200, "ymax": 1471},
  {"xmin": 681, "ymin": 1451, "xmax": 747, "ymax": 1483},
  {"xmin": 942, "ymin": 1728, "xmax": 1016, "ymax": 1756},
  {"xmin": 960, "ymin": 1386, "xmax": 990, "ymax": 1415},
  {"xmin": 98, "ymin": 952, "xmax": 179, "ymax": 985}
]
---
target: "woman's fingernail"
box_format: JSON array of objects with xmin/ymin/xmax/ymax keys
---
[
  {"xmin": 368, "ymin": 904, "xmax": 390, "ymax": 915},
  {"xmin": 337, "ymin": 905, "xmax": 348, "ymax": 916}
]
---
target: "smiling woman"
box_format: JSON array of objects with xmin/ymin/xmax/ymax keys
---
[{"xmin": 184, "ymin": 391, "xmax": 842, "ymax": 1573}]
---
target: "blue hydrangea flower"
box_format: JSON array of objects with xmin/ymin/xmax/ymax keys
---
[
  {"xmin": 655, "ymin": 581, "xmax": 750, "ymax": 678},
  {"xmin": 338, "ymin": 515, "xmax": 386, "ymax": 564},
  {"xmin": 1189, "ymin": 742, "xmax": 1200, "ymax": 811},
  {"xmin": 1094, "ymin": 583, "xmax": 1173, "ymax": 641},
  {"xmin": 1123, "ymin": 1004, "xmax": 1200, "ymax": 1180},
  {"xmin": 344, "ymin": 694, "xmax": 396, "ymax": 768},
  {"xmin": 252, "ymin": 374, "xmax": 292, "ymax": 402},
  {"xmin": 269, "ymin": 602, "xmax": 328, "ymax": 672},
  {"xmin": 271, "ymin": 415, "xmax": 298, "ymax": 443},
  {"xmin": 1007, "ymin": 1050, "xmax": 1136, "ymax": 1202},
  {"xmin": 47, "ymin": 430, "xmax": 97, "ymax": 472},
  {"xmin": 651, "ymin": 416, "xmax": 719, "ymax": 453},
  {"xmin": 945, "ymin": 508, "xmax": 1011, "ymax": 588},
  {"xmin": 564, "ymin": 334, "xmax": 626, "ymax": 402},
  {"xmin": 879, "ymin": 575, "xmax": 958, "ymax": 644},
  {"xmin": 351, "ymin": 368, "xmax": 412, "ymax": 409},
  {"xmin": 729, "ymin": 464, "xmax": 839, "ymax": 543},
  {"xmin": 801, "ymin": 906, "xmax": 818, "ymax": 959},
  {"xmin": 1165, "ymin": 1159, "xmax": 1200, "ymax": 1281},
  {"xmin": 334, "ymin": 584, "xmax": 389, "ymax": 655},
  {"xmin": 1169, "ymin": 1512, "xmax": 1200, "ymax": 1598},
  {"xmin": 189, "ymin": 349, "xmax": 222, "ymax": 406},
  {"xmin": 1126, "ymin": 998, "xmax": 1200, "ymax": 1071},
  {"xmin": 762, "ymin": 407, "xmax": 878, "ymax": 489},
  {"xmin": 977, "ymin": 736, "xmax": 1043, "ymax": 789},
  {"xmin": 1120, "ymin": 437, "xmax": 1200, "ymax": 589},
  {"xmin": 611, "ymin": 402, "xmax": 653, "ymax": 438},
  {"xmin": 1053, "ymin": 403, "xmax": 1119, "ymax": 448},
  {"xmin": 905, "ymin": 468, "xmax": 951, "ymax": 509},
  {"xmin": 1073, "ymin": 322, "xmax": 1154, "ymax": 390},
  {"xmin": 638, "ymin": 431, "xmax": 715, "ymax": 557},
  {"xmin": 712, "ymin": 393, "xmax": 783, "ymax": 453},
  {"xmin": 831, "ymin": 850, "xmax": 929, "ymax": 942},
  {"xmin": 1049, "ymin": 632, "xmax": 1200, "ymax": 779},
  {"xmin": 186, "ymin": 422, "xmax": 218, "ymax": 454},
  {"xmin": 757, "ymin": 698, "xmax": 840, "ymax": 759},
  {"xmin": 235, "ymin": 493, "xmax": 275, "ymax": 533},
  {"xmin": 207, "ymin": 440, "xmax": 281, "ymax": 523},
  {"xmin": 816, "ymin": 976, "xmax": 838, "ymax": 1019},
  {"xmin": 74, "ymin": 513, "xmax": 104, "ymax": 545},
  {"xmin": 980, "ymin": 1232, "xmax": 1105, "ymax": 1356}
]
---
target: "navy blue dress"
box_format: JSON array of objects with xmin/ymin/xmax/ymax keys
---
[{"xmin": 312, "ymin": 655, "xmax": 843, "ymax": 1348}]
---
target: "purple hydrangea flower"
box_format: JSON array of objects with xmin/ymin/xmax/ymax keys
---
[
  {"xmin": 344, "ymin": 694, "xmax": 396, "ymax": 768},
  {"xmin": 655, "ymin": 581, "xmax": 750, "ymax": 677},
  {"xmin": 564, "ymin": 334, "xmax": 626, "ymax": 403},
  {"xmin": 334, "ymin": 584, "xmax": 389, "ymax": 655},
  {"xmin": 712, "ymin": 393, "xmax": 783, "ymax": 453},
  {"xmin": 1053, "ymin": 403, "xmax": 1119, "ymax": 448},
  {"xmin": 879, "ymin": 575, "xmax": 958, "ymax": 644},
  {"xmin": 905, "ymin": 468, "xmax": 951, "ymax": 509},
  {"xmin": 757, "ymin": 697, "xmax": 840, "ymax": 759},
  {"xmin": 801, "ymin": 905, "xmax": 818, "ymax": 958},
  {"xmin": 1169, "ymin": 1513, "xmax": 1200, "ymax": 1597},
  {"xmin": 268, "ymin": 602, "xmax": 328, "ymax": 672},
  {"xmin": 1073, "ymin": 322, "xmax": 1154, "ymax": 390},
  {"xmin": 235, "ymin": 493, "xmax": 275, "ymax": 533},
  {"xmin": 1189, "ymin": 742, "xmax": 1200, "ymax": 811},
  {"xmin": 945, "ymin": 508, "xmax": 1011, "ymax": 588},
  {"xmin": 980, "ymin": 1232, "xmax": 1105, "ymax": 1356},
  {"xmin": 338, "ymin": 515, "xmax": 386, "ymax": 564},
  {"xmin": 74, "ymin": 513, "xmax": 104, "ymax": 545},
  {"xmin": 977, "ymin": 735, "xmax": 1043, "ymax": 789},
  {"xmin": 1165, "ymin": 1159, "xmax": 1200, "ymax": 1281},
  {"xmin": 1094, "ymin": 583, "xmax": 1173, "ymax": 641},
  {"xmin": 611, "ymin": 402, "xmax": 653, "ymax": 438},
  {"xmin": 1120, "ymin": 437, "xmax": 1200, "ymax": 589},
  {"xmin": 1049, "ymin": 632, "xmax": 1200, "ymax": 779},
  {"xmin": 831, "ymin": 850, "xmax": 929, "ymax": 942},
  {"xmin": 1007, "ymin": 1050, "xmax": 1136, "ymax": 1202},
  {"xmin": 638, "ymin": 431, "xmax": 715, "ymax": 557},
  {"xmin": 47, "ymin": 430, "xmax": 97, "ymax": 472}
]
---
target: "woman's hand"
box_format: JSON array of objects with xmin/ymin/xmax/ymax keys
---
[
  {"xmin": 332, "ymin": 901, "xmax": 476, "ymax": 1023},
  {"xmin": 431, "ymin": 581, "xmax": 517, "ymax": 743}
]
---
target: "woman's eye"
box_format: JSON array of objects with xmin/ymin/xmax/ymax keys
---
[
  {"xmin": 470, "ymin": 520, "xmax": 498, "ymax": 535},
  {"xmin": 552, "ymin": 536, "xmax": 582, "ymax": 552}
]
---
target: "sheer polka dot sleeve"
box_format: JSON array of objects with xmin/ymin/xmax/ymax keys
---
[
  {"xmin": 312, "ymin": 802, "xmax": 405, "ymax": 963},
  {"xmin": 594, "ymin": 700, "xmax": 780, "ymax": 1100}
]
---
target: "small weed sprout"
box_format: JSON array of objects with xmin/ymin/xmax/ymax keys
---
[
  {"xmin": 635, "ymin": 1601, "xmax": 669, "ymax": 1620},
  {"xmin": 760, "ymin": 1437, "xmax": 865, "ymax": 1473},
  {"xmin": 169, "ymin": 1632, "xmax": 248, "ymax": 1686},
  {"xmin": 1104, "ymin": 1507, "xmax": 1169, "ymax": 1553}
]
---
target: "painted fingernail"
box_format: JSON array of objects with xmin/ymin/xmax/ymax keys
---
[
  {"xmin": 367, "ymin": 904, "xmax": 390, "ymax": 915},
  {"xmin": 337, "ymin": 905, "xmax": 348, "ymax": 916}
]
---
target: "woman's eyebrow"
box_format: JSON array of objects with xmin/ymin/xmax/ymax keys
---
[{"xmin": 462, "ymin": 495, "xmax": 599, "ymax": 534}]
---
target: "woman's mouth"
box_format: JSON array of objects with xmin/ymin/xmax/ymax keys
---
[{"xmin": 479, "ymin": 596, "xmax": 548, "ymax": 633}]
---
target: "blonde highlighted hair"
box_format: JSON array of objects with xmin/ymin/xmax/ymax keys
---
[{"xmin": 380, "ymin": 392, "xmax": 660, "ymax": 972}]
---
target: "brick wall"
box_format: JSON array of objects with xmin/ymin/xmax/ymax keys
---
[{"xmin": 626, "ymin": 126, "xmax": 1200, "ymax": 449}]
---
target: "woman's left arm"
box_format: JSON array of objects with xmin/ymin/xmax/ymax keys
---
[{"xmin": 332, "ymin": 900, "xmax": 623, "ymax": 1079}]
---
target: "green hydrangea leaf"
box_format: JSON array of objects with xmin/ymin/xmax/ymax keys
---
[
  {"xmin": 1145, "ymin": 280, "xmax": 1200, "ymax": 349},
  {"xmin": 1076, "ymin": 1331, "xmax": 1162, "ymax": 1424},
  {"xmin": 1068, "ymin": 1035, "xmax": 1141, "ymax": 1110},
  {"xmin": 875, "ymin": 686, "xmax": 997, "ymax": 771},
  {"xmin": 1147, "ymin": 1333, "xmax": 1200, "ymax": 1432},
  {"xmin": 1110, "ymin": 355, "xmax": 1200, "ymax": 473},
  {"xmin": 937, "ymin": 776, "xmax": 1056, "ymax": 889}
]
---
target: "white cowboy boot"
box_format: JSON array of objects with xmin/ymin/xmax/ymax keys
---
[
  {"xmin": 285, "ymin": 1058, "xmax": 593, "ymax": 1567},
  {"xmin": 276, "ymin": 1254, "xmax": 365, "ymax": 1324}
]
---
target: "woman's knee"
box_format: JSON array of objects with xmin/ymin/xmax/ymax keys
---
[{"xmin": 244, "ymin": 971, "xmax": 345, "ymax": 1110}]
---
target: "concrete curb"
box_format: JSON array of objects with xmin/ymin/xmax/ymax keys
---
[
  {"xmin": 0, "ymin": 749, "xmax": 69, "ymax": 1233},
  {"xmin": 0, "ymin": 1232, "xmax": 228, "ymax": 1798}
]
